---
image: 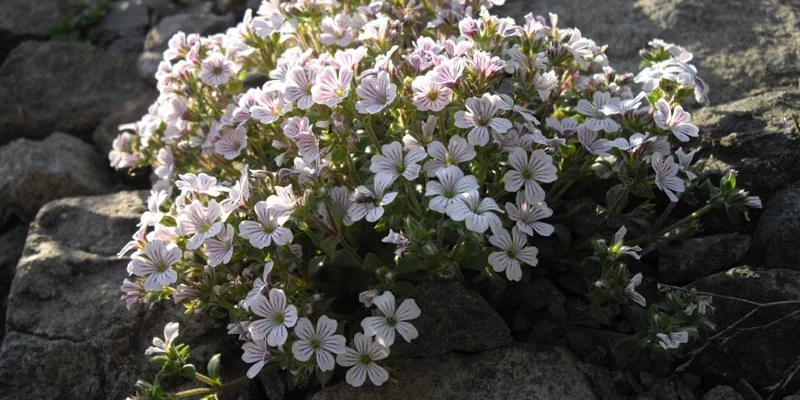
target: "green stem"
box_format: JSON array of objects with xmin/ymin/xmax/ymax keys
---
[
  {"xmin": 175, "ymin": 387, "xmax": 215, "ymax": 398},
  {"xmin": 364, "ymin": 117, "xmax": 382, "ymax": 153},
  {"xmin": 403, "ymin": 180, "xmax": 424, "ymax": 218},
  {"xmin": 629, "ymin": 202, "xmax": 717, "ymax": 246}
]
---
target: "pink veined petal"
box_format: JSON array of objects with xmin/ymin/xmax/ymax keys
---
[
  {"xmin": 454, "ymin": 111, "xmax": 475, "ymax": 129},
  {"xmin": 504, "ymin": 170, "xmax": 525, "ymax": 192},
  {"xmin": 336, "ymin": 348, "xmax": 360, "ymax": 367},
  {"xmin": 395, "ymin": 298, "xmax": 421, "ymax": 321},
  {"xmin": 248, "ymin": 318, "xmax": 277, "ymax": 340},
  {"xmin": 465, "ymin": 214, "xmax": 489, "ymax": 233},
  {"xmin": 292, "ymin": 341, "xmax": 314, "ymax": 362},
  {"xmin": 367, "ymin": 363, "xmax": 389, "ymax": 386},
  {"xmin": 517, "ymin": 247, "xmax": 540, "ymax": 266},
  {"xmin": 576, "ymin": 99, "xmax": 596, "ymax": 116},
  {"xmin": 372, "ymin": 292, "xmax": 396, "ymax": 316},
  {"xmin": 283, "ymin": 305, "xmax": 298, "ymax": 327},
  {"xmin": 271, "ymin": 227, "xmax": 293, "ymax": 246},
  {"xmin": 467, "ymin": 126, "xmax": 490, "ymax": 146},
  {"xmin": 316, "ymin": 349, "xmax": 336, "ymax": 371},
  {"xmin": 673, "ymin": 123, "xmax": 699, "ymax": 142},
  {"xmin": 488, "ymin": 252, "xmax": 512, "ymax": 273},
  {"xmin": 524, "ymin": 181, "xmax": 546, "ymax": 205},
  {"xmin": 316, "ymin": 315, "xmax": 337, "ymax": 339},
  {"xmin": 505, "ymin": 260, "xmax": 523, "ymax": 281},
  {"xmin": 488, "ymin": 117, "xmax": 512, "ymax": 133},
  {"xmin": 321, "ymin": 334, "xmax": 347, "ymax": 354},
  {"xmin": 532, "ymin": 221, "xmax": 555, "ymax": 236},
  {"xmin": 294, "ymin": 317, "xmax": 314, "ymax": 341},
  {"xmin": 266, "ymin": 325, "xmax": 288, "ymax": 346},
  {"xmin": 365, "ymin": 205, "xmax": 385, "ymax": 222},
  {"xmin": 670, "ymin": 105, "xmax": 691, "ymax": 125},
  {"xmin": 346, "ymin": 364, "xmax": 368, "ymax": 387},
  {"xmin": 654, "ymin": 99, "xmax": 671, "ymax": 130},
  {"xmin": 395, "ymin": 321, "xmax": 419, "ymax": 343},
  {"xmin": 246, "ymin": 361, "xmax": 266, "ymax": 379}
]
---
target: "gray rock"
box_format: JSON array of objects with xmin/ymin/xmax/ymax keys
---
[
  {"xmin": 0, "ymin": 0, "xmax": 90, "ymax": 58},
  {"xmin": 0, "ymin": 133, "xmax": 114, "ymax": 220},
  {"xmin": 405, "ymin": 281, "xmax": 512, "ymax": 358},
  {"xmin": 137, "ymin": 50, "xmax": 163, "ymax": 83},
  {"xmin": 704, "ymin": 386, "xmax": 743, "ymax": 400},
  {"xmin": 695, "ymin": 90, "xmax": 800, "ymax": 198},
  {"xmin": 636, "ymin": 380, "xmax": 679, "ymax": 400},
  {"xmin": 658, "ymin": 233, "xmax": 751, "ymax": 284},
  {"xmin": 0, "ymin": 192, "xmax": 241, "ymax": 400},
  {"xmin": 101, "ymin": 0, "xmax": 151, "ymax": 40},
  {"xmin": 495, "ymin": 0, "xmax": 800, "ymax": 104},
  {"xmin": 93, "ymin": 90, "xmax": 157, "ymax": 156},
  {"xmin": 0, "ymin": 223, "xmax": 28, "ymax": 345},
  {"xmin": 0, "ymin": 41, "xmax": 149, "ymax": 145},
  {"xmin": 506, "ymin": 277, "xmax": 566, "ymax": 314},
  {"xmin": 689, "ymin": 267, "xmax": 800, "ymax": 389},
  {"xmin": 144, "ymin": 12, "xmax": 235, "ymax": 52},
  {"xmin": 751, "ymin": 189, "xmax": 800, "ymax": 271},
  {"xmin": 313, "ymin": 345, "xmax": 598, "ymax": 400}
]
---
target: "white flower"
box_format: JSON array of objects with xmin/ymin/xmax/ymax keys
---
[
  {"xmin": 576, "ymin": 91, "xmax": 621, "ymax": 133},
  {"xmin": 266, "ymin": 185, "xmax": 300, "ymax": 212},
  {"xmin": 411, "ymin": 74, "xmax": 453, "ymax": 112},
  {"xmin": 292, "ymin": 316, "xmax": 347, "ymax": 371},
  {"xmin": 176, "ymin": 173, "xmax": 228, "ymax": 197},
  {"xmin": 601, "ymin": 225, "xmax": 643, "ymax": 260},
  {"xmin": 200, "ymin": 54, "xmax": 235, "ymax": 86},
  {"xmin": 139, "ymin": 189, "xmax": 168, "ymax": 227},
  {"xmin": 355, "ymin": 71, "xmax": 397, "ymax": 114},
  {"xmin": 239, "ymin": 201, "xmax": 293, "ymax": 248},
  {"xmin": 534, "ymin": 70, "xmax": 559, "ymax": 101},
  {"xmin": 503, "ymin": 148, "xmax": 558, "ymax": 204},
  {"xmin": 454, "ymin": 93, "xmax": 513, "ymax": 146},
  {"xmin": 215, "ymin": 125, "xmax": 248, "ymax": 160},
  {"xmin": 654, "ymin": 99, "xmax": 699, "ymax": 142},
  {"xmin": 577, "ymin": 126, "xmax": 615, "ymax": 156},
  {"xmin": 652, "ymin": 152, "xmax": 685, "ymax": 202},
  {"xmin": 245, "ymin": 262, "xmax": 273, "ymax": 309},
  {"xmin": 249, "ymin": 288, "xmax": 298, "ymax": 346},
  {"xmin": 145, "ymin": 322, "xmax": 180, "ymax": 356},
  {"xmin": 176, "ymin": 199, "xmax": 224, "ymax": 250},
  {"xmin": 358, "ymin": 289, "xmax": 380, "ymax": 307},
  {"xmin": 347, "ymin": 174, "xmax": 398, "ymax": 223},
  {"xmin": 446, "ymin": 191, "xmax": 503, "ymax": 234},
  {"xmin": 488, "ymin": 227, "xmax": 539, "ymax": 281},
  {"xmin": 312, "ymin": 66, "xmax": 353, "ymax": 108},
  {"xmin": 222, "ymin": 167, "xmax": 250, "ymax": 213},
  {"xmin": 361, "ymin": 291, "xmax": 421, "ymax": 346},
  {"xmin": 285, "ymin": 66, "xmax": 317, "ymax": 110},
  {"xmin": 675, "ymin": 147, "xmax": 698, "ymax": 180},
  {"xmin": 251, "ymin": 89, "xmax": 293, "ymax": 124},
  {"xmin": 204, "ymin": 223, "xmax": 234, "ymax": 267},
  {"xmin": 423, "ymin": 136, "xmax": 476, "ymax": 177},
  {"xmin": 505, "ymin": 192, "xmax": 554, "ymax": 237},
  {"xmin": 546, "ymin": 116, "xmax": 580, "ymax": 138},
  {"xmin": 242, "ymin": 336, "xmax": 271, "ymax": 379},
  {"xmin": 656, "ymin": 331, "xmax": 689, "ymax": 350},
  {"xmin": 382, "ymin": 229, "xmax": 411, "ymax": 257},
  {"xmin": 370, "ymin": 141, "xmax": 427, "ymax": 182},
  {"xmin": 624, "ymin": 273, "xmax": 646, "ymax": 307},
  {"xmin": 424, "ymin": 165, "xmax": 479, "ymax": 214},
  {"xmin": 336, "ymin": 332, "xmax": 390, "ymax": 387}
]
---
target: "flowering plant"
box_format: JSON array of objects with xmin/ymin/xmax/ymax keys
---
[{"xmin": 112, "ymin": 0, "xmax": 762, "ymax": 397}]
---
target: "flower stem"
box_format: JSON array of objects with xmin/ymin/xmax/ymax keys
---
[{"xmin": 175, "ymin": 387, "xmax": 215, "ymax": 398}]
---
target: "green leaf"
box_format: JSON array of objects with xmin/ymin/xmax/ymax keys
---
[
  {"xmin": 307, "ymin": 256, "xmax": 327, "ymax": 277},
  {"xmin": 363, "ymin": 253, "xmax": 382, "ymax": 271},
  {"xmin": 333, "ymin": 249, "xmax": 361, "ymax": 268},
  {"xmin": 605, "ymin": 184, "xmax": 628, "ymax": 211},
  {"xmin": 320, "ymin": 237, "xmax": 338, "ymax": 258},
  {"xmin": 181, "ymin": 363, "xmax": 197, "ymax": 379},
  {"xmin": 207, "ymin": 354, "xmax": 221, "ymax": 380}
]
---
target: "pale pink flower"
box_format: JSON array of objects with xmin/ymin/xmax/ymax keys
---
[
  {"xmin": 577, "ymin": 126, "xmax": 615, "ymax": 156},
  {"xmin": 176, "ymin": 199, "xmax": 224, "ymax": 250},
  {"xmin": 382, "ymin": 229, "xmax": 411, "ymax": 257},
  {"xmin": 238, "ymin": 201, "xmax": 293, "ymax": 248},
  {"xmin": 292, "ymin": 316, "xmax": 347, "ymax": 371},
  {"xmin": 446, "ymin": 191, "xmax": 503, "ymax": 234},
  {"xmin": 319, "ymin": 14, "xmax": 355, "ymax": 47},
  {"xmin": 242, "ymin": 336, "xmax": 271, "ymax": 379},
  {"xmin": 312, "ymin": 66, "xmax": 353, "ymax": 108},
  {"xmin": 222, "ymin": 167, "xmax": 250, "ymax": 213},
  {"xmin": 654, "ymin": 99, "xmax": 699, "ymax": 142},
  {"xmin": 336, "ymin": 333, "xmax": 390, "ymax": 387},
  {"xmin": 504, "ymin": 148, "xmax": 558, "ymax": 204},
  {"xmin": 652, "ymin": 152, "xmax": 685, "ymax": 202},
  {"xmin": 248, "ymin": 288, "xmax": 298, "ymax": 346},
  {"xmin": 331, "ymin": 47, "xmax": 368, "ymax": 71},
  {"xmin": 576, "ymin": 91, "xmax": 621, "ymax": 133},
  {"xmin": 534, "ymin": 70, "xmax": 559, "ymax": 101},
  {"xmin": 505, "ymin": 192, "xmax": 554, "ymax": 237},
  {"xmin": 285, "ymin": 66, "xmax": 317, "ymax": 110},
  {"xmin": 346, "ymin": 174, "xmax": 398, "ymax": 224},
  {"xmin": 488, "ymin": 227, "xmax": 539, "ymax": 281},
  {"xmin": 245, "ymin": 262, "xmax": 274, "ymax": 309},
  {"xmin": 146, "ymin": 322, "xmax": 180, "ymax": 356},
  {"xmin": 109, "ymin": 132, "xmax": 139, "ymax": 169},
  {"xmin": 546, "ymin": 117, "xmax": 580, "ymax": 138},
  {"xmin": 470, "ymin": 51, "xmax": 505, "ymax": 78},
  {"xmin": 355, "ymin": 71, "xmax": 397, "ymax": 114},
  {"xmin": 129, "ymin": 240, "xmax": 182, "ymax": 291},
  {"xmin": 625, "ymin": 273, "xmax": 646, "ymax": 307},
  {"xmin": 423, "ymin": 136, "xmax": 476, "ymax": 177},
  {"xmin": 361, "ymin": 291, "xmax": 421, "ymax": 346},
  {"xmin": 411, "ymin": 74, "xmax": 453, "ymax": 112},
  {"xmin": 204, "ymin": 224, "xmax": 234, "ymax": 267},
  {"xmin": 266, "ymin": 185, "xmax": 300, "ymax": 212},
  {"xmin": 120, "ymin": 279, "xmax": 144, "ymax": 310},
  {"xmin": 431, "ymin": 57, "xmax": 464, "ymax": 88},
  {"xmin": 176, "ymin": 173, "xmax": 228, "ymax": 197},
  {"xmin": 139, "ymin": 189, "xmax": 168, "ymax": 227},
  {"xmin": 200, "ymin": 53, "xmax": 236, "ymax": 86},
  {"xmin": 369, "ymin": 141, "xmax": 427, "ymax": 183},
  {"xmin": 251, "ymin": 89, "xmax": 293, "ymax": 124},
  {"xmin": 154, "ymin": 147, "xmax": 175, "ymax": 180},
  {"xmin": 675, "ymin": 148, "xmax": 698, "ymax": 180},
  {"xmin": 455, "ymin": 93, "xmax": 512, "ymax": 146},
  {"xmin": 215, "ymin": 125, "xmax": 248, "ymax": 160},
  {"xmin": 425, "ymin": 165, "xmax": 479, "ymax": 214},
  {"xmin": 358, "ymin": 289, "xmax": 380, "ymax": 307}
]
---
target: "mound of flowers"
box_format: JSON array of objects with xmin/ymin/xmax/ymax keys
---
[{"xmin": 110, "ymin": 0, "xmax": 762, "ymax": 397}]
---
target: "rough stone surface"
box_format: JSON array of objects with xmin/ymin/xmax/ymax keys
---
[
  {"xmin": 144, "ymin": 12, "xmax": 235, "ymax": 52},
  {"xmin": 313, "ymin": 345, "xmax": 598, "ymax": 400},
  {"xmin": 636, "ymin": 380, "xmax": 679, "ymax": 400},
  {"xmin": 137, "ymin": 50, "xmax": 163, "ymax": 83},
  {"xmin": 496, "ymin": 0, "xmax": 800, "ymax": 104},
  {"xmin": 405, "ymin": 281, "xmax": 512, "ymax": 358},
  {"xmin": 658, "ymin": 233, "xmax": 751, "ymax": 284},
  {"xmin": 0, "ymin": 223, "xmax": 28, "ymax": 345},
  {"xmin": 695, "ymin": 90, "xmax": 800, "ymax": 198},
  {"xmin": 0, "ymin": 192, "xmax": 244, "ymax": 400},
  {"xmin": 751, "ymin": 189, "xmax": 800, "ymax": 271},
  {"xmin": 0, "ymin": 133, "xmax": 114, "ymax": 220},
  {"xmin": 93, "ymin": 89, "xmax": 157, "ymax": 156},
  {"xmin": 0, "ymin": 41, "xmax": 149, "ymax": 145},
  {"xmin": 101, "ymin": 0, "xmax": 151, "ymax": 41},
  {"xmin": 690, "ymin": 267, "xmax": 800, "ymax": 390},
  {"xmin": 0, "ymin": 0, "xmax": 91, "ymax": 58},
  {"xmin": 704, "ymin": 385, "xmax": 744, "ymax": 400}
]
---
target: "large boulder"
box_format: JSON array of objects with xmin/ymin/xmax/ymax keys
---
[
  {"xmin": 0, "ymin": 0, "xmax": 93, "ymax": 59},
  {"xmin": 144, "ymin": 12, "xmax": 236, "ymax": 52},
  {"xmin": 0, "ymin": 192, "xmax": 248, "ymax": 400},
  {"xmin": 92, "ymin": 89, "xmax": 157, "ymax": 156},
  {"xmin": 495, "ymin": 0, "xmax": 800, "ymax": 104},
  {"xmin": 0, "ymin": 223, "xmax": 28, "ymax": 345},
  {"xmin": 689, "ymin": 267, "xmax": 800, "ymax": 391},
  {"xmin": 658, "ymin": 233, "xmax": 751, "ymax": 284},
  {"xmin": 694, "ymin": 90, "xmax": 800, "ymax": 198},
  {"xmin": 313, "ymin": 345, "xmax": 597, "ymax": 400},
  {"xmin": 0, "ymin": 41, "xmax": 149, "ymax": 145},
  {"xmin": 405, "ymin": 281, "xmax": 513, "ymax": 358},
  {"xmin": 751, "ymin": 189, "xmax": 800, "ymax": 271},
  {"xmin": 0, "ymin": 133, "xmax": 114, "ymax": 221}
]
